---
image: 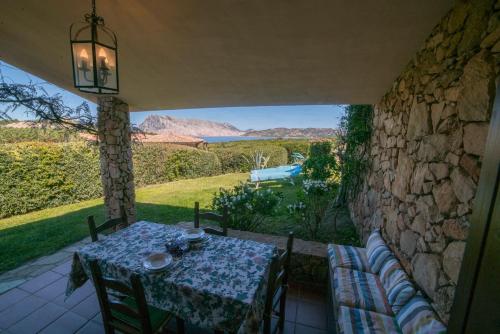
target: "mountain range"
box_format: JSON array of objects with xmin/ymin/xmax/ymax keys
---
[
  {"xmin": 139, "ymin": 115, "xmax": 243, "ymax": 137},
  {"xmin": 137, "ymin": 115, "xmax": 337, "ymax": 138}
]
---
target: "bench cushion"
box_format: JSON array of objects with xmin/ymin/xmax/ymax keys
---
[
  {"xmin": 396, "ymin": 295, "xmax": 446, "ymax": 334},
  {"xmin": 387, "ymin": 278, "xmax": 416, "ymax": 314},
  {"xmin": 328, "ymin": 244, "xmax": 371, "ymax": 273},
  {"xmin": 333, "ymin": 267, "xmax": 393, "ymax": 315},
  {"xmin": 379, "ymin": 257, "xmax": 407, "ymax": 292},
  {"xmin": 338, "ymin": 306, "xmax": 401, "ymax": 334},
  {"xmin": 366, "ymin": 230, "xmax": 393, "ymax": 274}
]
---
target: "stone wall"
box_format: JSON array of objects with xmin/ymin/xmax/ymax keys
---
[
  {"xmin": 97, "ymin": 96, "xmax": 136, "ymax": 224},
  {"xmin": 349, "ymin": 0, "xmax": 500, "ymax": 323}
]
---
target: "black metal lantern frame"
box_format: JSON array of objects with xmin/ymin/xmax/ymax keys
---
[{"xmin": 70, "ymin": 0, "xmax": 119, "ymax": 94}]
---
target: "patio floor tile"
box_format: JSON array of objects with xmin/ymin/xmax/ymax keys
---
[
  {"xmin": 18, "ymin": 270, "xmax": 62, "ymax": 293},
  {"xmin": 0, "ymin": 294, "xmax": 47, "ymax": 329},
  {"xmin": 71, "ymin": 294, "xmax": 100, "ymax": 319},
  {"xmin": 75, "ymin": 321, "xmax": 105, "ymax": 334},
  {"xmin": 296, "ymin": 301, "xmax": 328, "ymax": 329},
  {"xmin": 39, "ymin": 311, "xmax": 89, "ymax": 334},
  {"xmin": 299, "ymin": 287, "xmax": 327, "ymax": 305},
  {"xmin": 52, "ymin": 260, "xmax": 73, "ymax": 275},
  {"xmin": 53, "ymin": 281, "xmax": 95, "ymax": 308},
  {"xmin": 295, "ymin": 323, "xmax": 329, "ymax": 334},
  {"xmin": 34, "ymin": 276, "xmax": 69, "ymax": 301},
  {"xmin": 0, "ymin": 288, "xmax": 30, "ymax": 312},
  {"xmin": 283, "ymin": 321, "xmax": 296, "ymax": 334},
  {"xmin": 6, "ymin": 302, "xmax": 66, "ymax": 333},
  {"xmin": 91, "ymin": 313, "xmax": 103, "ymax": 324},
  {"xmin": 285, "ymin": 297, "xmax": 299, "ymax": 322}
]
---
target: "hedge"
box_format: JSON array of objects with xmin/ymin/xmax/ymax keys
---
[
  {"xmin": 209, "ymin": 139, "xmax": 309, "ymax": 166},
  {"xmin": 0, "ymin": 139, "xmax": 307, "ymax": 218},
  {"xmin": 0, "ymin": 142, "xmax": 102, "ymax": 218},
  {"xmin": 210, "ymin": 145, "xmax": 288, "ymax": 173},
  {"xmin": 0, "ymin": 127, "xmax": 81, "ymax": 143},
  {"xmin": 133, "ymin": 144, "xmax": 221, "ymax": 187},
  {"xmin": 0, "ymin": 142, "xmax": 222, "ymax": 218}
]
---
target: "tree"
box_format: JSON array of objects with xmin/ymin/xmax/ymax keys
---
[
  {"xmin": 336, "ymin": 104, "xmax": 373, "ymax": 202},
  {"xmin": 0, "ymin": 64, "xmax": 97, "ymax": 134}
]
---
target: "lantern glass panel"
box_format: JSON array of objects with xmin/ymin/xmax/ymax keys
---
[
  {"xmin": 72, "ymin": 42, "xmax": 95, "ymax": 87},
  {"xmin": 95, "ymin": 45, "xmax": 117, "ymax": 90}
]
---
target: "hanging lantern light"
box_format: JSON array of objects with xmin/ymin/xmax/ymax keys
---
[{"xmin": 70, "ymin": 0, "xmax": 119, "ymax": 94}]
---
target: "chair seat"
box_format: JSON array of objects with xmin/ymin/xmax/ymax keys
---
[
  {"xmin": 328, "ymin": 244, "xmax": 371, "ymax": 273},
  {"xmin": 338, "ymin": 306, "xmax": 401, "ymax": 334},
  {"xmin": 333, "ymin": 267, "xmax": 393, "ymax": 315},
  {"xmin": 113, "ymin": 297, "xmax": 173, "ymax": 332}
]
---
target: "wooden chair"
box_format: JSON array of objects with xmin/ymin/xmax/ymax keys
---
[
  {"xmin": 89, "ymin": 260, "xmax": 184, "ymax": 334},
  {"xmin": 88, "ymin": 205, "xmax": 128, "ymax": 242},
  {"xmin": 194, "ymin": 201, "xmax": 229, "ymax": 237},
  {"xmin": 263, "ymin": 232, "xmax": 295, "ymax": 334}
]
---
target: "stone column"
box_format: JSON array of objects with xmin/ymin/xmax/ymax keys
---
[{"xmin": 97, "ymin": 96, "xmax": 136, "ymax": 224}]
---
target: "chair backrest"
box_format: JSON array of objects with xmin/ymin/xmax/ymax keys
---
[
  {"xmin": 89, "ymin": 260, "xmax": 153, "ymax": 334},
  {"xmin": 194, "ymin": 201, "xmax": 229, "ymax": 236},
  {"xmin": 270, "ymin": 232, "xmax": 294, "ymax": 296},
  {"xmin": 88, "ymin": 206, "xmax": 128, "ymax": 242},
  {"xmin": 263, "ymin": 232, "xmax": 294, "ymax": 333}
]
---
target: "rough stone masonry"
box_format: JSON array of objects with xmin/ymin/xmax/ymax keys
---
[
  {"xmin": 97, "ymin": 96, "xmax": 136, "ymax": 224},
  {"xmin": 349, "ymin": 0, "xmax": 500, "ymax": 323}
]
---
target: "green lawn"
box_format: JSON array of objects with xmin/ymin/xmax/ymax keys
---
[
  {"xmin": 0, "ymin": 173, "xmax": 246, "ymax": 273},
  {"xmin": 0, "ymin": 172, "xmax": 358, "ymax": 274}
]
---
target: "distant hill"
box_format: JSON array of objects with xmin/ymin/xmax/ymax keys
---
[
  {"xmin": 244, "ymin": 127, "xmax": 337, "ymax": 138},
  {"xmin": 139, "ymin": 115, "xmax": 243, "ymax": 137}
]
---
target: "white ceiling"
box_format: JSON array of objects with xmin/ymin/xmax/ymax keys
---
[{"xmin": 0, "ymin": 0, "xmax": 453, "ymax": 111}]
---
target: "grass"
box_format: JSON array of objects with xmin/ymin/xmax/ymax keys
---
[
  {"xmin": 0, "ymin": 173, "xmax": 359, "ymax": 274},
  {"xmin": 0, "ymin": 173, "xmax": 246, "ymax": 273}
]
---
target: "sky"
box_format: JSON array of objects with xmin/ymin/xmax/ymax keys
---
[{"xmin": 0, "ymin": 61, "xmax": 344, "ymax": 130}]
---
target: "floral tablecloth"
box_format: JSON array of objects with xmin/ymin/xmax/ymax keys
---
[{"xmin": 66, "ymin": 221, "xmax": 277, "ymax": 333}]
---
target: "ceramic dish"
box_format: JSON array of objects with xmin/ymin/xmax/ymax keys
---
[
  {"xmin": 143, "ymin": 252, "xmax": 173, "ymax": 271},
  {"xmin": 184, "ymin": 228, "xmax": 206, "ymax": 242}
]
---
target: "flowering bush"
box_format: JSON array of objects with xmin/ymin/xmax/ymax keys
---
[
  {"xmin": 288, "ymin": 178, "xmax": 337, "ymax": 239},
  {"xmin": 303, "ymin": 141, "xmax": 337, "ymax": 181},
  {"xmin": 302, "ymin": 179, "xmax": 330, "ymax": 195},
  {"xmin": 212, "ymin": 183, "xmax": 283, "ymax": 231}
]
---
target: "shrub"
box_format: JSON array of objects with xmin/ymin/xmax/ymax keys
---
[
  {"xmin": 337, "ymin": 105, "xmax": 373, "ymax": 201},
  {"xmin": 0, "ymin": 142, "xmax": 222, "ymax": 218},
  {"xmin": 288, "ymin": 179, "xmax": 338, "ymax": 239},
  {"xmin": 0, "ymin": 142, "xmax": 102, "ymax": 218},
  {"xmin": 0, "ymin": 139, "xmax": 300, "ymax": 218},
  {"xmin": 132, "ymin": 144, "xmax": 221, "ymax": 187},
  {"xmin": 210, "ymin": 145, "xmax": 288, "ymax": 173},
  {"xmin": 303, "ymin": 141, "xmax": 337, "ymax": 180},
  {"xmin": 275, "ymin": 140, "xmax": 310, "ymax": 163},
  {"xmin": 209, "ymin": 139, "xmax": 310, "ymax": 165},
  {"xmin": 163, "ymin": 149, "xmax": 221, "ymax": 180},
  {"xmin": 0, "ymin": 127, "xmax": 81, "ymax": 143},
  {"xmin": 212, "ymin": 183, "xmax": 283, "ymax": 231},
  {"xmin": 133, "ymin": 144, "xmax": 221, "ymax": 187}
]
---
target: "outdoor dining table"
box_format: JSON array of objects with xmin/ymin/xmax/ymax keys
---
[{"xmin": 66, "ymin": 221, "xmax": 277, "ymax": 333}]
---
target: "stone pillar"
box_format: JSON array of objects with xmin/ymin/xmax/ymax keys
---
[{"xmin": 97, "ymin": 96, "xmax": 136, "ymax": 224}]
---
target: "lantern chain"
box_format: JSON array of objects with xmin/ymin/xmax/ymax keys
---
[{"xmin": 84, "ymin": 0, "xmax": 104, "ymax": 26}]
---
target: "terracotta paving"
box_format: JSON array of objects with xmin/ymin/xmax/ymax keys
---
[{"xmin": 0, "ymin": 259, "xmax": 330, "ymax": 334}]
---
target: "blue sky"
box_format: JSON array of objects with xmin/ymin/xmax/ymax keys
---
[{"xmin": 1, "ymin": 61, "xmax": 344, "ymax": 130}]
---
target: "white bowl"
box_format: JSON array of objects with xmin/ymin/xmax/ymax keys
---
[
  {"xmin": 143, "ymin": 253, "xmax": 173, "ymax": 271},
  {"xmin": 184, "ymin": 228, "xmax": 206, "ymax": 242}
]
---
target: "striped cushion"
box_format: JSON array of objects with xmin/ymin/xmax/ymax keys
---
[
  {"xmin": 387, "ymin": 279, "xmax": 416, "ymax": 314},
  {"xmin": 379, "ymin": 257, "xmax": 407, "ymax": 292},
  {"xmin": 366, "ymin": 230, "xmax": 392, "ymax": 274},
  {"xmin": 338, "ymin": 306, "xmax": 401, "ymax": 334},
  {"xmin": 396, "ymin": 295, "xmax": 447, "ymax": 334},
  {"xmin": 328, "ymin": 244, "xmax": 371, "ymax": 272},
  {"xmin": 366, "ymin": 229, "xmax": 385, "ymax": 254},
  {"xmin": 333, "ymin": 267, "xmax": 393, "ymax": 315}
]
